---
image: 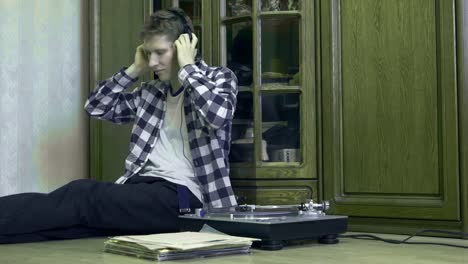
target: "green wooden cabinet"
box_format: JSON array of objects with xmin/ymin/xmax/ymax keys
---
[
  {"xmin": 320, "ymin": 0, "xmax": 466, "ymax": 233},
  {"xmin": 89, "ymin": 0, "xmax": 468, "ymax": 234}
]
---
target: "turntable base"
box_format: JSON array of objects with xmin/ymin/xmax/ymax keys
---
[{"xmin": 179, "ymin": 210, "xmax": 348, "ymax": 250}]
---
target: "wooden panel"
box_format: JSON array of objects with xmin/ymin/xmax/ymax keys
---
[
  {"xmin": 90, "ymin": 0, "xmax": 149, "ymax": 182},
  {"xmin": 232, "ymin": 180, "xmax": 317, "ymax": 205},
  {"xmin": 341, "ymin": 0, "xmax": 438, "ymax": 195},
  {"xmin": 348, "ymin": 217, "xmax": 462, "ymax": 236},
  {"xmin": 322, "ymin": 0, "xmax": 460, "ymax": 220},
  {"xmin": 457, "ymin": 0, "xmax": 468, "ymax": 233}
]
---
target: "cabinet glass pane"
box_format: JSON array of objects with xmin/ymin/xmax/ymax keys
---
[
  {"xmin": 194, "ymin": 25, "xmax": 202, "ymax": 55},
  {"xmin": 261, "ymin": 0, "xmax": 301, "ymax": 11},
  {"xmin": 262, "ymin": 93, "xmax": 301, "ymax": 163},
  {"xmin": 261, "ymin": 17, "xmax": 300, "ymax": 88},
  {"xmin": 179, "ymin": 0, "xmax": 202, "ymax": 57},
  {"xmin": 226, "ymin": 0, "xmax": 252, "ymax": 17},
  {"xmin": 180, "ymin": 0, "xmax": 201, "ymax": 25},
  {"xmin": 230, "ymin": 92, "xmax": 254, "ymax": 163},
  {"xmin": 226, "ymin": 21, "xmax": 253, "ymax": 88}
]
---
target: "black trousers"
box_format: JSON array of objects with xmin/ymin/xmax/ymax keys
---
[{"xmin": 0, "ymin": 176, "xmax": 202, "ymax": 244}]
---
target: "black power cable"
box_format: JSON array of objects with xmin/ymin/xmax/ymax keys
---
[{"xmin": 339, "ymin": 229, "xmax": 468, "ymax": 249}]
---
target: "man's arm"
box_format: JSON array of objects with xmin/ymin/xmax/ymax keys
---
[
  {"xmin": 174, "ymin": 33, "xmax": 238, "ymax": 129},
  {"xmin": 84, "ymin": 69, "xmax": 142, "ymax": 124},
  {"xmin": 179, "ymin": 64, "xmax": 238, "ymax": 130},
  {"xmin": 84, "ymin": 44, "xmax": 150, "ymax": 124}
]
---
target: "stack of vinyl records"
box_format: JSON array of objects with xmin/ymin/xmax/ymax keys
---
[{"xmin": 103, "ymin": 231, "xmax": 258, "ymax": 261}]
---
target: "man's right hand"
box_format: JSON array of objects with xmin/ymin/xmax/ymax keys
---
[{"xmin": 125, "ymin": 44, "xmax": 149, "ymax": 79}]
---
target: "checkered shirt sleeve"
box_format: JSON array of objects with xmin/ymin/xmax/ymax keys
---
[
  {"xmin": 178, "ymin": 64, "xmax": 238, "ymax": 130},
  {"xmin": 84, "ymin": 68, "xmax": 141, "ymax": 124}
]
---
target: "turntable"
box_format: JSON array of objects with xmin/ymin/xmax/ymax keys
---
[{"xmin": 179, "ymin": 200, "xmax": 348, "ymax": 250}]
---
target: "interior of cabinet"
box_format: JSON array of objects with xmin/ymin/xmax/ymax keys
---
[
  {"xmin": 221, "ymin": 0, "xmax": 304, "ymax": 170},
  {"xmin": 166, "ymin": 0, "xmax": 317, "ymax": 205}
]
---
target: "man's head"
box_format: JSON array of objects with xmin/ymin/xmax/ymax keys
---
[
  {"xmin": 141, "ymin": 8, "xmax": 194, "ymax": 43},
  {"xmin": 140, "ymin": 8, "xmax": 194, "ymax": 81}
]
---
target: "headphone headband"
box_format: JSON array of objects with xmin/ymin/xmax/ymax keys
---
[{"xmin": 166, "ymin": 9, "xmax": 193, "ymax": 41}]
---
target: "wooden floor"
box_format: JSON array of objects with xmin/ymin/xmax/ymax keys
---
[{"xmin": 0, "ymin": 232, "xmax": 466, "ymax": 264}]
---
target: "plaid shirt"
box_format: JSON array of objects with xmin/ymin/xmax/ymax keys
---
[{"xmin": 84, "ymin": 60, "xmax": 238, "ymax": 208}]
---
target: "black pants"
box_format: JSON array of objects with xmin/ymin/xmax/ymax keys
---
[{"xmin": 0, "ymin": 176, "xmax": 202, "ymax": 244}]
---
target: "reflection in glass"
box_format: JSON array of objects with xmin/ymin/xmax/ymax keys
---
[
  {"xmin": 261, "ymin": 17, "xmax": 300, "ymax": 87},
  {"xmin": 226, "ymin": 21, "xmax": 253, "ymax": 87},
  {"xmin": 229, "ymin": 92, "xmax": 254, "ymax": 163},
  {"xmin": 180, "ymin": 0, "xmax": 201, "ymax": 25},
  {"xmin": 194, "ymin": 26, "xmax": 202, "ymax": 57},
  {"xmin": 262, "ymin": 93, "xmax": 301, "ymax": 162},
  {"xmin": 179, "ymin": 0, "xmax": 202, "ymax": 57},
  {"xmin": 261, "ymin": 0, "xmax": 300, "ymax": 11},
  {"xmin": 226, "ymin": 0, "xmax": 252, "ymax": 17}
]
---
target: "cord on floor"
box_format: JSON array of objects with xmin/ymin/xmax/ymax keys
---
[{"xmin": 338, "ymin": 229, "xmax": 468, "ymax": 249}]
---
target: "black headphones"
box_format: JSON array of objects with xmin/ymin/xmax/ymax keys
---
[{"xmin": 166, "ymin": 8, "xmax": 193, "ymax": 42}]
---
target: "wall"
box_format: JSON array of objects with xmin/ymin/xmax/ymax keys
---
[{"xmin": 0, "ymin": 0, "xmax": 89, "ymax": 195}]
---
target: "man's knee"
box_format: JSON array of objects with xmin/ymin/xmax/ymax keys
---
[{"xmin": 50, "ymin": 179, "xmax": 97, "ymax": 198}]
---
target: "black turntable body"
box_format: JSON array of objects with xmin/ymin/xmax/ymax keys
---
[{"xmin": 179, "ymin": 201, "xmax": 348, "ymax": 250}]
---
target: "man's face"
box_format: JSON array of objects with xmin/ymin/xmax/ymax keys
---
[{"xmin": 143, "ymin": 34, "xmax": 177, "ymax": 81}]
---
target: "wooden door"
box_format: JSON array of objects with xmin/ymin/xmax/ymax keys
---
[{"xmin": 321, "ymin": 0, "xmax": 460, "ymax": 220}]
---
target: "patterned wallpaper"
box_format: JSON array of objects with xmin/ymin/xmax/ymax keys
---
[{"xmin": 0, "ymin": 0, "xmax": 88, "ymax": 195}]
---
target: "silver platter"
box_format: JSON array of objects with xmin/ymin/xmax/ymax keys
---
[{"xmin": 197, "ymin": 205, "xmax": 325, "ymax": 223}]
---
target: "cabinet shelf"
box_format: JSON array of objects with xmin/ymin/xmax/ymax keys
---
[
  {"xmin": 230, "ymin": 162, "xmax": 302, "ymax": 168},
  {"xmin": 261, "ymin": 162, "xmax": 302, "ymax": 167},
  {"xmin": 222, "ymin": 14, "xmax": 251, "ymax": 24},
  {"xmin": 230, "ymin": 162, "xmax": 254, "ymax": 168},
  {"xmin": 238, "ymin": 86, "xmax": 252, "ymax": 92},
  {"xmin": 260, "ymin": 11, "xmax": 301, "ymax": 18},
  {"xmin": 238, "ymin": 85, "xmax": 300, "ymax": 92},
  {"xmin": 260, "ymin": 85, "xmax": 300, "ymax": 92}
]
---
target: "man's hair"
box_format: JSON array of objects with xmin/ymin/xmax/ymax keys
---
[{"xmin": 140, "ymin": 7, "xmax": 194, "ymax": 42}]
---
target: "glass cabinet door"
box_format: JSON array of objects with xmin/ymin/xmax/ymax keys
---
[
  {"xmin": 219, "ymin": 0, "xmax": 255, "ymax": 165},
  {"xmin": 157, "ymin": 0, "xmax": 319, "ymax": 205},
  {"xmin": 217, "ymin": 0, "xmax": 303, "ymax": 169},
  {"xmin": 259, "ymin": 3, "xmax": 301, "ymax": 164}
]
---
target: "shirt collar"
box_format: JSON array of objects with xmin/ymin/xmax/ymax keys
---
[{"xmin": 153, "ymin": 60, "xmax": 208, "ymax": 95}]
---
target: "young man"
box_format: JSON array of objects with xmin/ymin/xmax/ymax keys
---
[{"xmin": 0, "ymin": 8, "xmax": 238, "ymax": 244}]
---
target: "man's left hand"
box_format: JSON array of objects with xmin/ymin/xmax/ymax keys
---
[{"xmin": 174, "ymin": 33, "xmax": 198, "ymax": 68}]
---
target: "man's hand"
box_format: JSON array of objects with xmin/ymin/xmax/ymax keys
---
[
  {"xmin": 126, "ymin": 44, "xmax": 150, "ymax": 79},
  {"xmin": 174, "ymin": 33, "xmax": 198, "ymax": 68}
]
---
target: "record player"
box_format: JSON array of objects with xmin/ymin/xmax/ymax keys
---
[{"xmin": 179, "ymin": 200, "xmax": 348, "ymax": 250}]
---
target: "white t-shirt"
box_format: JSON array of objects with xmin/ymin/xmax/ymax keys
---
[{"xmin": 139, "ymin": 88, "xmax": 203, "ymax": 204}]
